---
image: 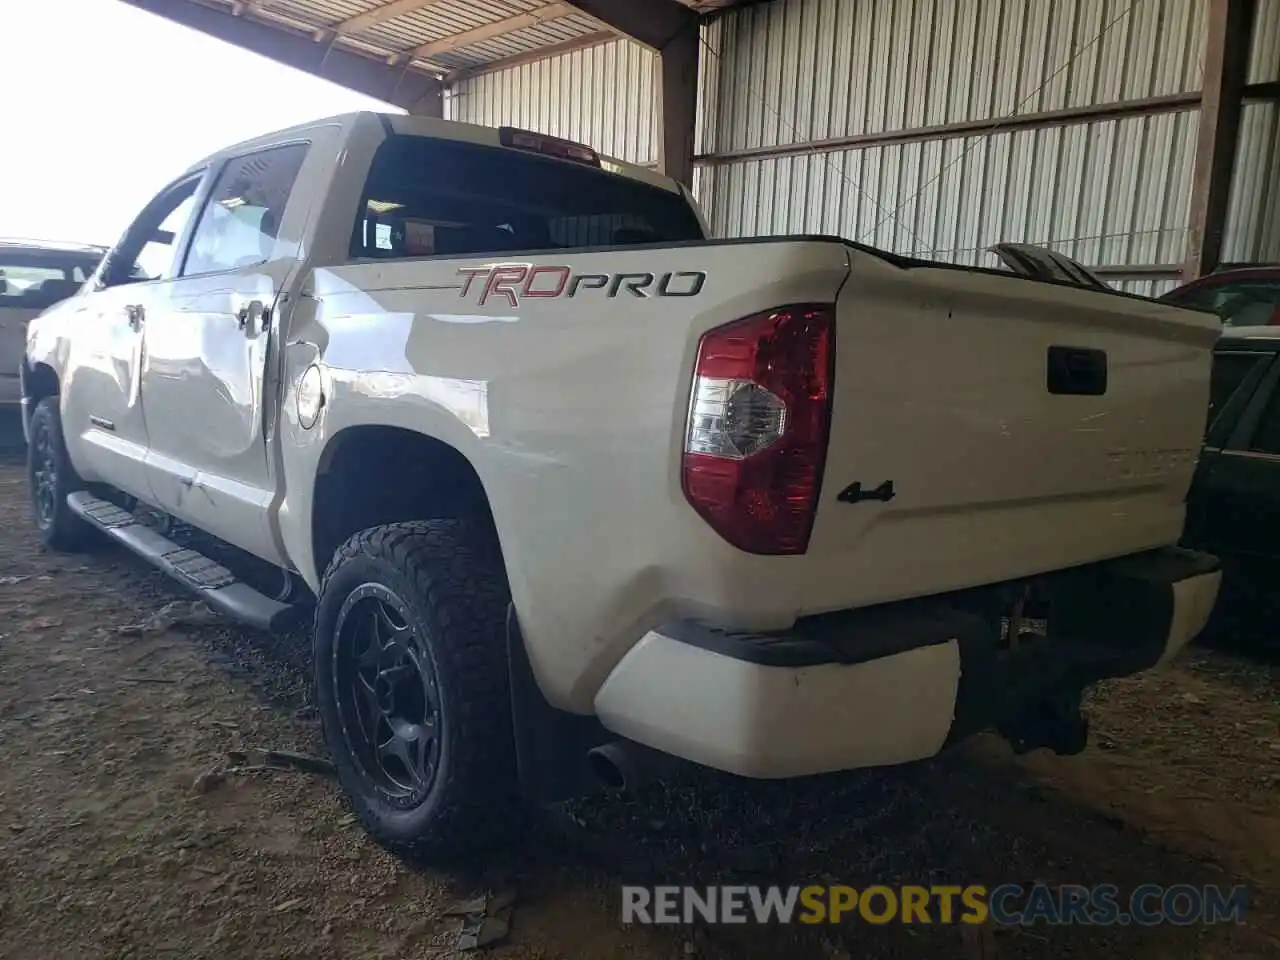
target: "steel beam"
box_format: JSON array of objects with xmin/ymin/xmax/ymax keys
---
[
  {"xmin": 659, "ymin": 20, "xmax": 699, "ymax": 187},
  {"xmin": 562, "ymin": 0, "xmax": 700, "ymax": 186},
  {"xmin": 698, "ymin": 93, "xmax": 1203, "ymax": 165},
  {"xmin": 562, "ymin": 0, "xmax": 696, "ymax": 50},
  {"xmin": 410, "ymin": 3, "xmax": 576, "ymax": 58},
  {"xmin": 693, "ymin": 82, "xmax": 1280, "ymax": 167},
  {"xmin": 119, "ymin": 0, "xmax": 444, "ymax": 116},
  {"xmin": 1183, "ymin": 0, "xmax": 1257, "ymax": 279}
]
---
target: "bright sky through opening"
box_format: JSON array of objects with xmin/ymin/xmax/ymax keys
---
[{"xmin": 0, "ymin": 0, "xmax": 399, "ymax": 246}]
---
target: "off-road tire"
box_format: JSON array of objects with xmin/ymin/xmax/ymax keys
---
[
  {"xmin": 313, "ymin": 519, "xmax": 519, "ymax": 860},
  {"xmin": 27, "ymin": 397, "xmax": 95, "ymax": 552}
]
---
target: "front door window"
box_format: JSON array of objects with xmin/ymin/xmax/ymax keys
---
[
  {"xmin": 182, "ymin": 144, "xmax": 308, "ymax": 277},
  {"xmin": 101, "ymin": 175, "xmax": 204, "ymax": 288}
]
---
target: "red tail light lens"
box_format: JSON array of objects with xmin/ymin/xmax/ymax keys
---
[{"xmin": 682, "ymin": 304, "xmax": 834, "ymax": 555}]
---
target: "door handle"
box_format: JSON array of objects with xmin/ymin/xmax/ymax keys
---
[
  {"xmin": 237, "ymin": 299, "xmax": 267, "ymax": 333},
  {"xmin": 125, "ymin": 304, "xmax": 144, "ymax": 330}
]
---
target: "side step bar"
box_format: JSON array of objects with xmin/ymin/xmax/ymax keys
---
[{"xmin": 67, "ymin": 492, "xmax": 303, "ymax": 632}]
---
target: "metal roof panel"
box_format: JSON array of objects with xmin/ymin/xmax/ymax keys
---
[
  {"xmin": 430, "ymin": 13, "xmax": 604, "ymax": 69},
  {"xmin": 158, "ymin": 0, "xmax": 613, "ymax": 74},
  {"xmin": 266, "ymin": 0, "xmax": 384, "ymax": 28},
  {"xmin": 355, "ymin": 0, "xmax": 549, "ymax": 50}
]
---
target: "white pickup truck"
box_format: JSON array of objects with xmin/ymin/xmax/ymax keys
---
[{"xmin": 22, "ymin": 112, "xmax": 1222, "ymax": 858}]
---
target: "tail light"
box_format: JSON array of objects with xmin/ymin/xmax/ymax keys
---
[{"xmin": 682, "ymin": 304, "xmax": 835, "ymax": 555}]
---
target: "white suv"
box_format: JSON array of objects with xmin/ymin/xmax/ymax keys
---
[{"xmin": 0, "ymin": 239, "xmax": 108, "ymax": 406}]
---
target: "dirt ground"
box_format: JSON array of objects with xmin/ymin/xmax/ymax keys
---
[{"xmin": 0, "ymin": 422, "xmax": 1277, "ymax": 959}]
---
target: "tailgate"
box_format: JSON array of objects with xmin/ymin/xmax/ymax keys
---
[{"xmin": 811, "ymin": 253, "xmax": 1220, "ymax": 598}]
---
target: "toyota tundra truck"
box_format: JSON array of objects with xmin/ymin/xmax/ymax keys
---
[{"xmin": 21, "ymin": 111, "xmax": 1222, "ymax": 858}]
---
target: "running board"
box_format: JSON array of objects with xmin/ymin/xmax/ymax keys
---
[{"xmin": 67, "ymin": 492, "xmax": 303, "ymax": 632}]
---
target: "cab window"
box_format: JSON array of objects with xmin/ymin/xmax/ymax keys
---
[
  {"xmin": 350, "ymin": 134, "xmax": 703, "ymax": 260},
  {"xmin": 102, "ymin": 176, "xmax": 203, "ymax": 286},
  {"xmin": 136, "ymin": 192, "xmax": 197, "ymax": 280},
  {"xmin": 0, "ymin": 252, "xmax": 100, "ymax": 309},
  {"xmin": 1207, "ymin": 351, "xmax": 1266, "ymax": 434},
  {"xmin": 182, "ymin": 143, "xmax": 308, "ymax": 276},
  {"xmin": 1168, "ymin": 279, "xmax": 1280, "ymax": 328}
]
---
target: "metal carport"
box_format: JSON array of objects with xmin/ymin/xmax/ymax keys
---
[
  {"xmin": 121, "ymin": 0, "xmax": 1280, "ymax": 291},
  {"xmin": 117, "ymin": 0, "xmax": 756, "ymax": 189}
]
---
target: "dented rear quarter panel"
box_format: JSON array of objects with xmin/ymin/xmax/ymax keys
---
[{"xmin": 275, "ymin": 241, "xmax": 854, "ymax": 712}]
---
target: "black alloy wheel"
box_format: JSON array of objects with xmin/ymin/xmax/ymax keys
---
[
  {"xmin": 29, "ymin": 416, "xmax": 58, "ymax": 531},
  {"xmin": 313, "ymin": 520, "xmax": 518, "ymax": 860},
  {"xmin": 26, "ymin": 397, "xmax": 93, "ymax": 551},
  {"xmin": 333, "ymin": 583, "xmax": 443, "ymax": 805}
]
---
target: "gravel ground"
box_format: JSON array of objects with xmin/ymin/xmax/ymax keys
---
[{"xmin": 0, "ymin": 417, "xmax": 1277, "ymax": 959}]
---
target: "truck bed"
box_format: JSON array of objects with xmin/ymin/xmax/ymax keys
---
[{"xmin": 309, "ymin": 235, "xmax": 1219, "ymax": 711}]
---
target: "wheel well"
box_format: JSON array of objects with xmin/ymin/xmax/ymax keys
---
[
  {"xmin": 25, "ymin": 362, "xmax": 59, "ymax": 402},
  {"xmin": 311, "ymin": 426, "xmax": 498, "ymax": 577}
]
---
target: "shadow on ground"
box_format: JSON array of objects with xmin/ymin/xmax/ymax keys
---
[
  {"xmin": 192, "ymin": 584, "xmax": 1278, "ymax": 958},
  {"xmin": 2, "ymin": 405, "xmax": 1276, "ymax": 958}
]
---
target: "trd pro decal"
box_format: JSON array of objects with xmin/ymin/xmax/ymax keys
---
[{"xmin": 458, "ymin": 265, "xmax": 706, "ymax": 307}]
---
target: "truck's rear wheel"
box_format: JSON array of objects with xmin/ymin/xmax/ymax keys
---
[
  {"xmin": 27, "ymin": 397, "xmax": 95, "ymax": 552},
  {"xmin": 313, "ymin": 520, "xmax": 518, "ymax": 860}
]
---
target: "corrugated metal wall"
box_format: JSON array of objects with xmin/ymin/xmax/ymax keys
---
[
  {"xmin": 698, "ymin": 110, "xmax": 1200, "ymax": 267},
  {"xmin": 695, "ymin": 0, "xmax": 1280, "ymax": 293},
  {"xmin": 1110, "ymin": 276, "xmax": 1179, "ymax": 298},
  {"xmin": 445, "ymin": 38, "xmax": 659, "ymax": 166},
  {"xmin": 699, "ymin": 0, "xmax": 1211, "ymax": 291},
  {"xmin": 1248, "ymin": 0, "xmax": 1280, "ymax": 83},
  {"xmin": 1224, "ymin": 101, "xmax": 1280, "ymax": 264},
  {"xmin": 446, "ymin": 0, "xmax": 1280, "ymax": 293},
  {"xmin": 700, "ymin": 0, "xmax": 1204, "ymax": 151},
  {"xmin": 1226, "ymin": 0, "xmax": 1280, "ymax": 266}
]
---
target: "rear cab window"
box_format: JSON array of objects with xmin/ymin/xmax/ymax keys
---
[{"xmin": 350, "ymin": 134, "xmax": 704, "ymax": 261}]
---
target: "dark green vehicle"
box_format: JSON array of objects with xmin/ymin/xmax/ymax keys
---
[{"xmin": 1181, "ymin": 327, "xmax": 1280, "ymax": 644}]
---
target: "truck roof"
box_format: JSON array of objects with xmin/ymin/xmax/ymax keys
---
[
  {"xmin": 0, "ymin": 237, "xmax": 109, "ymax": 257},
  {"xmin": 186, "ymin": 111, "xmax": 683, "ymax": 197}
]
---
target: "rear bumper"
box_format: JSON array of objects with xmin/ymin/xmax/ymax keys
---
[{"xmin": 592, "ymin": 547, "xmax": 1221, "ymax": 779}]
